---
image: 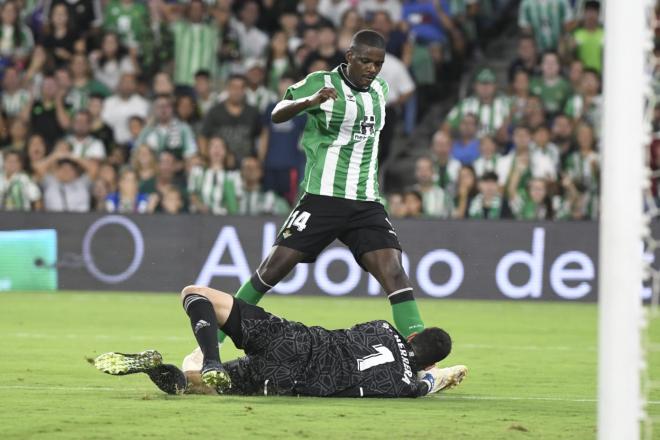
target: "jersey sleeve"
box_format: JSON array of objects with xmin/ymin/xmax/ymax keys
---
[
  {"xmin": 283, "ymin": 72, "xmax": 327, "ymax": 101},
  {"xmin": 376, "ymin": 77, "xmax": 390, "ymax": 103}
]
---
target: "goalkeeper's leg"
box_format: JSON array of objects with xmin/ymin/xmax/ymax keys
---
[{"xmin": 181, "ymin": 285, "xmax": 235, "ymax": 393}]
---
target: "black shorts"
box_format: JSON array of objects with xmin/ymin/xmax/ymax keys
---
[
  {"xmin": 221, "ymin": 299, "xmax": 313, "ymax": 395},
  {"xmin": 221, "ymin": 298, "xmax": 311, "ymax": 357},
  {"xmin": 274, "ymin": 193, "xmax": 402, "ymax": 267}
]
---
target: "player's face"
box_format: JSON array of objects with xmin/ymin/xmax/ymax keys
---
[{"xmin": 347, "ymin": 45, "xmax": 385, "ymax": 88}]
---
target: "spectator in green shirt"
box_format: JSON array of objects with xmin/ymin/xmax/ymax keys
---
[
  {"xmin": 157, "ymin": 0, "xmax": 220, "ymax": 87},
  {"xmin": 238, "ymin": 156, "xmax": 290, "ymax": 216},
  {"xmin": 188, "ymin": 136, "xmax": 239, "ymax": 215},
  {"xmin": 103, "ymin": 0, "xmax": 150, "ymax": 55},
  {"xmin": 571, "ymin": 1, "xmax": 604, "ymax": 73},
  {"xmin": 518, "ymin": 0, "xmax": 574, "ymax": 52},
  {"xmin": 68, "ymin": 53, "xmax": 111, "ymax": 112},
  {"xmin": 530, "ymin": 51, "xmax": 571, "ymax": 118},
  {"xmin": 564, "ymin": 68, "xmax": 602, "ymax": 135},
  {"xmin": 136, "ymin": 94, "xmax": 198, "ymax": 162},
  {"xmin": 444, "ymin": 68, "xmax": 511, "ymax": 140},
  {"xmin": 508, "ymin": 177, "xmax": 553, "ymax": 220}
]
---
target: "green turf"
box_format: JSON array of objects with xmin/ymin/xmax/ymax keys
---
[{"xmin": 0, "ymin": 292, "xmax": 656, "ymax": 439}]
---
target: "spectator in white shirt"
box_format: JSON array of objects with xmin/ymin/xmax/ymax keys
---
[
  {"xmin": 41, "ymin": 156, "xmax": 91, "ymax": 212},
  {"xmin": 501, "ymin": 125, "xmax": 556, "ymax": 193},
  {"xmin": 234, "ymin": 1, "xmax": 268, "ymax": 59},
  {"xmin": 429, "ymin": 130, "xmax": 461, "ymax": 197},
  {"xmin": 66, "ymin": 110, "xmax": 106, "ymax": 178},
  {"xmin": 101, "ymin": 73, "xmax": 149, "ymax": 145},
  {"xmin": 414, "ymin": 155, "xmax": 453, "ymax": 218},
  {"xmin": 473, "ymin": 135, "xmax": 507, "ymax": 181}
]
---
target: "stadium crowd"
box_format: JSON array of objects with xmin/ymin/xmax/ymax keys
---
[{"xmin": 0, "ymin": 0, "xmax": 611, "ymax": 221}]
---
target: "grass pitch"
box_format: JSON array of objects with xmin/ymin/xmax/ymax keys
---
[{"xmin": 0, "ymin": 292, "xmax": 657, "ymax": 439}]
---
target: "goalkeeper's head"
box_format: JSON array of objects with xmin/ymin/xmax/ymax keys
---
[{"xmin": 409, "ymin": 327, "xmax": 452, "ymax": 369}]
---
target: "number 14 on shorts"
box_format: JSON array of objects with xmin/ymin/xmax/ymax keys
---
[{"xmin": 283, "ymin": 210, "xmax": 311, "ymax": 234}]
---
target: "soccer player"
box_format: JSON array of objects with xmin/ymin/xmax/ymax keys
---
[
  {"xmin": 222, "ymin": 30, "xmax": 424, "ymax": 343},
  {"xmin": 95, "ymin": 285, "xmax": 467, "ymax": 397}
]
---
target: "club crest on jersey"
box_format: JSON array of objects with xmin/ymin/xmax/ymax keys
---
[{"xmin": 354, "ymin": 115, "xmax": 376, "ymax": 141}]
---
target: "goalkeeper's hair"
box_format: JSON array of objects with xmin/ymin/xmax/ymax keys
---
[{"xmin": 410, "ymin": 327, "xmax": 452, "ymax": 368}]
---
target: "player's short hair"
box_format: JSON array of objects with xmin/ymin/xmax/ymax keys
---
[
  {"xmin": 410, "ymin": 327, "xmax": 452, "ymax": 368},
  {"xmin": 350, "ymin": 30, "xmax": 386, "ymax": 51}
]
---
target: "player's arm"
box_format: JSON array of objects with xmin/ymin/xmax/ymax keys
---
[{"xmin": 271, "ymin": 87, "xmax": 337, "ymax": 123}]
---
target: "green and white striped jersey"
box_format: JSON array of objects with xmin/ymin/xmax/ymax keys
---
[
  {"xmin": 563, "ymin": 150, "xmax": 599, "ymax": 191},
  {"xmin": 238, "ymin": 188, "xmax": 290, "ymax": 216},
  {"xmin": 283, "ymin": 66, "xmax": 388, "ymax": 202},
  {"xmin": 171, "ymin": 21, "xmax": 219, "ymax": 86},
  {"xmin": 417, "ymin": 185, "xmax": 454, "ymax": 218},
  {"xmin": 1, "ymin": 89, "xmax": 30, "ymax": 118},
  {"xmin": 446, "ymin": 95, "xmax": 511, "ymax": 136},
  {"xmin": 0, "ymin": 172, "xmax": 41, "ymax": 211},
  {"xmin": 136, "ymin": 119, "xmax": 198, "ymax": 160},
  {"xmin": 518, "ymin": 0, "xmax": 573, "ymax": 52},
  {"xmin": 187, "ymin": 167, "xmax": 240, "ymax": 215}
]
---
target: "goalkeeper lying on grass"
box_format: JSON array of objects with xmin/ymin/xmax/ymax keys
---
[{"xmin": 94, "ymin": 285, "xmax": 467, "ymax": 397}]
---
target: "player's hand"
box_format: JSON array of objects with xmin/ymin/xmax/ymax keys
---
[{"xmin": 307, "ymin": 87, "xmax": 338, "ymax": 107}]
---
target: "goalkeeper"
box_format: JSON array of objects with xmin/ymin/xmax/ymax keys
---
[{"xmin": 95, "ymin": 285, "xmax": 467, "ymax": 397}]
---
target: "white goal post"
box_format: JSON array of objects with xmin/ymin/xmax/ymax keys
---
[{"xmin": 598, "ymin": 0, "xmax": 650, "ymax": 438}]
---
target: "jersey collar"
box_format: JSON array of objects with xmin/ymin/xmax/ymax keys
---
[{"xmin": 336, "ymin": 63, "xmax": 370, "ymax": 93}]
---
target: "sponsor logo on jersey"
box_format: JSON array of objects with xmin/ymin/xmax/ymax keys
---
[{"xmin": 353, "ymin": 115, "xmax": 377, "ymax": 142}]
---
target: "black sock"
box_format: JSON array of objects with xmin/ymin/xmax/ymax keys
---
[{"xmin": 182, "ymin": 294, "xmax": 220, "ymax": 364}]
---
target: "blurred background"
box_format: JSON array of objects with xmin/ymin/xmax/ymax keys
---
[
  {"xmin": 0, "ymin": 0, "xmax": 626, "ymax": 221},
  {"xmin": 0, "ymin": 0, "xmax": 648, "ymax": 299}
]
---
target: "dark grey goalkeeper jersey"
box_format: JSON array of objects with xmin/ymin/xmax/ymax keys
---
[{"xmin": 221, "ymin": 301, "xmax": 429, "ymax": 398}]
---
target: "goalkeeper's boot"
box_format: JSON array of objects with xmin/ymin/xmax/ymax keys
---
[
  {"xmin": 201, "ymin": 359, "xmax": 231, "ymax": 394},
  {"xmin": 94, "ymin": 350, "xmax": 163, "ymax": 376},
  {"xmin": 435, "ymin": 364, "xmax": 468, "ymax": 392}
]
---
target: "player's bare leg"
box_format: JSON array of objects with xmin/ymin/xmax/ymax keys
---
[{"xmin": 360, "ymin": 248, "xmax": 425, "ymax": 337}]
